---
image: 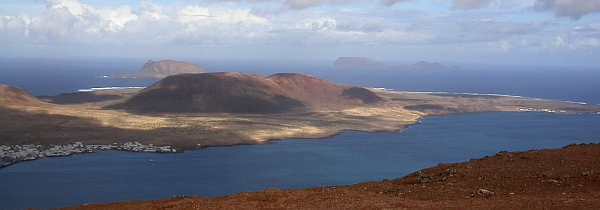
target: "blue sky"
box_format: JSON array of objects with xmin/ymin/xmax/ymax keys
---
[{"xmin": 1, "ymin": 0, "xmax": 600, "ymax": 66}]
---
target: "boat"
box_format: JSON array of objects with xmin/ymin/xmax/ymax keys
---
[{"xmin": 149, "ymin": 159, "xmax": 154, "ymax": 162}]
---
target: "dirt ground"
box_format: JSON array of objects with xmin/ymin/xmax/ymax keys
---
[{"xmin": 62, "ymin": 143, "xmax": 600, "ymax": 210}]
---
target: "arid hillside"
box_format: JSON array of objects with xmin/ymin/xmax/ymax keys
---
[
  {"xmin": 0, "ymin": 84, "xmax": 49, "ymax": 107},
  {"xmin": 63, "ymin": 143, "xmax": 600, "ymax": 209}
]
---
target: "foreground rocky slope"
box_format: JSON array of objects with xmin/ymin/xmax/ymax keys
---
[{"xmin": 63, "ymin": 143, "xmax": 600, "ymax": 209}]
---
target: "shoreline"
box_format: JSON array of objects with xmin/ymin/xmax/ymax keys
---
[
  {"xmin": 3, "ymin": 110, "xmax": 600, "ymax": 209},
  {"xmin": 0, "ymin": 121, "xmax": 418, "ymax": 169},
  {"xmin": 59, "ymin": 142, "xmax": 600, "ymax": 209},
  {"xmin": 3, "ymin": 88, "xmax": 600, "ymax": 168},
  {"xmin": 0, "ymin": 141, "xmax": 179, "ymax": 169},
  {"xmin": 2, "ymin": 110, "xmax": 596, "ymax": 169}
]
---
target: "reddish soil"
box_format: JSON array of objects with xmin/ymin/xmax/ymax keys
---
[{"xmin": 63, "ymin": 143, "xmax": 600, "ymax": 210}]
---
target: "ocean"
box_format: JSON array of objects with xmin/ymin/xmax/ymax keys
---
[{"xmin": 0, "ymin": 58, "xmax": 599, "ymax": 209}]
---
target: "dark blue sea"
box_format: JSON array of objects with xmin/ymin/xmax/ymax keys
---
[{"xmin": 1, "ymin": 58, "xmax": 599, "ymax": 209}]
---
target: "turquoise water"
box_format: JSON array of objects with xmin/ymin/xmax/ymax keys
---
[{"xmin": 1, "ymin": 112, "xmax": 599, "ymax": 209}]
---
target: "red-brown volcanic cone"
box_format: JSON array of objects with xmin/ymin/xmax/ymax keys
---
[
  {"xmin": 108, "ymin": 73, "xmax": 305, "ymax": 113},
  {"xmin": 108, "ymin": 73, "xmax": 383, "ymax": 113},
  {"xmin": 268, "ymin": 73, "xmax": 347, "ymax": 104},
  {"xmin": 268, "ymin": 73, "xmax": 383, "ymax": 105}
]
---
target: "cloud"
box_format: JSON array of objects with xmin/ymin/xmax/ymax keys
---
[
  {"xmin": 295, "ymin": 17, "xmax": 337, "ymax": 30},
  {"xmin": 552, "ymin": 36, "xmax": 564, "ymax": 49},
  {"xmin": 535, "ymin": 0, "xmax": 600, "ymax": 20},
  {"xmin": 452, "ymin": 0, "xmax": 493, "ymax": 10},
  {"xmin": 379, "ymin": 0, "xmax": 411, "ymax": 6},
  {"xmin": 98, "ymin": 6, "xmax": 138, "ymax": 32},
  {"xmin": 336, "ymin": 21, "xmax": 385, "ymax": 32},
  {"xmin": 2, "ymin": 0, "xmax": 272, "ymax": 46},
  {"xmin": 0, "ymin": 13, "xmax": 31, "ymax": 44},
  {"xmin": 460, "ymin": 19, "xmax": 547, "ymax": 35},
  {"xmin": 284, "ymin": 0, "xmax": 412, "ymax": 9},
  {"xmin": 487, "ymin": 39, "xmax": 514, "ymax": 52},
  {"xmin": 205, "ymin": 0, "xmax": 411, "ymax": 9},
  {"xmin": 3, "ymin": 0, "xmax": 596, "ymax": 61},
  {"xmin": 284, "ymin": 0, "xmax": 325, "ymax": 9},
  {"xmin": 571, "ymin": 38, "xmax": 600, "ymax": 49}
]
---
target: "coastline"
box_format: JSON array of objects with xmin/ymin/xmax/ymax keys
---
[
  {"xmin": 3, "ymin": 111, "xmax": 600, "ymax": 209},
  {"xmin": 2, "ymin": 88, "xmax": 600, "ymax": 168},
  {"xmin": 59, "ymin": 142, "xmax": 600, "ymax": 209},
  {"xmin": 0, "ymin": 142, "xmax": 179, "ymax": 169}
]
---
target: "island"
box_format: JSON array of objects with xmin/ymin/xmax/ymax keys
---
[
  {"xmin": 107, "ymin": 60, "xmax": 206, "ymax": 78},
  {"xmin": 1, "ymin": 72, "xmax": 600, "ymax": 168},
  {"xmin": 333, "ymin": 57, "xmax": 388, "ymax": 68},
  {"xmin": 333, "ymin": 57, "xmax": 459, "ymax": 70}
]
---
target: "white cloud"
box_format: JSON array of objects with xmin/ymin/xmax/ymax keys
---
[
  {"xmin": 450, "ymin": 0, "xmax": 536, "ymax": 10},
  {"xmin": 379, "ymin": 0, "xmax": 411, "ymax": 6},
  {"xmin": 1, "ymin": 0, "xmax": 427, "ymax": 47},
  {"xmin": 0, "ymin": 13, "xmax": 31, "ymax": 44},
  {"xmin": 552, "ymin": 36, "xmax": 564, "ymax": 49},
  {"xmin": 285, "ymin": 0, "xmax": 328, "ymax": 9},
  {"xmin": 137, "ymin": 1, "xmax": 168, "ymax": 21},
  {"xmin": 336, "ymin": 21, "xmax": 384, "ymax": 32},
  {"xmin": 206, "ymin": 0, "xmax": 412, "ymax": 9},
  {"xmin": 460, "ymin": 19, "xmax": 547, "ymax": 35},
  {"xmin": 487, "ymin": 39, "xmax": 514, "ymax": 52},
  {"xmin": 178, "ymin": 6, "xmax": 210, "ymax": 24},
  {"xmin": 571, "ymin": 38, "xmax": 600, "ymax": 49},
  {"xmin": 1, "ymin": 0, "xmax": 598, "ymax": 64},
  {"xmin": 295, "ymin": 17, "xmax": 336, "ymax": 30},
  {"xmin": 283, "ymin": 0, "xmax": 413, "ymax": 9},
  {"xmin": 535, "ymin": 0, "xmax": 600, "ymax": 20},
  {"xmin": 1, "ymin": 0, "xmax": 273, "ymax": 46},
  {"xmin": 97, "ymin": 6, "xmax": 138, "ymax": 32},
  {"xmin": 44, "ymin": 0, "xmax": 94, "ymax": 17},
  {"xmin": 452, "ymin": 0, "xmax": 492, "ymax": 10}
]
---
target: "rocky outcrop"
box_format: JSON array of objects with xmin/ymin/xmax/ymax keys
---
[
  {"xmin": 333, "ymin": 57, "xmax": 454, "ymax": 70},
  {"xmin": 333, "ymin": 57, "xmax": 389, "ymax": 68},
  {"xmin": 109, "ymin": 60, "xmax": 206, "ymax": 78},
  {"xmin": 408, "ymin": 61, "xmax": 447, "ymax": 70}
]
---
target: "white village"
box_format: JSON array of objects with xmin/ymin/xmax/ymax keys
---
[{"xmin": 1, "ymin": 142, "xmax": 177, "ymax": 168}]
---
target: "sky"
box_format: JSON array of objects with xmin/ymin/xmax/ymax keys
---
[{"xmin": 1, "ymin": 0, "xmax": 600, "ymax": 66}]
